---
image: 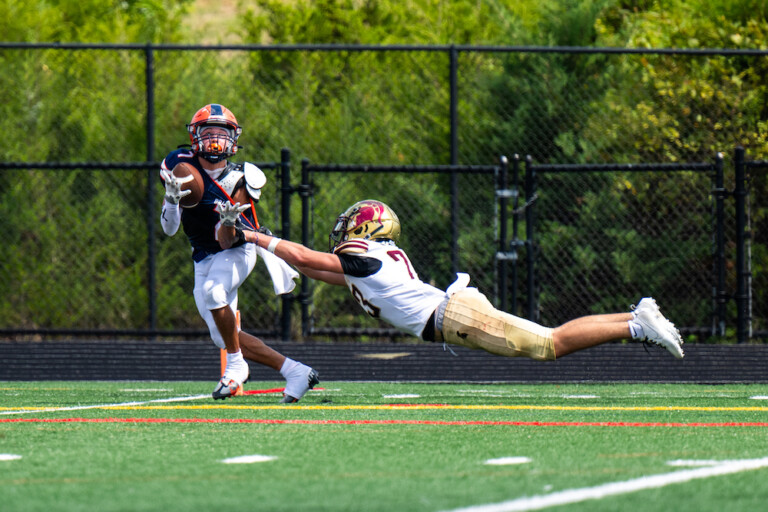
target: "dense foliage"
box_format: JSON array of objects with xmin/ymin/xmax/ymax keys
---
[{"xmin": 0, "ymin": 0, "xmax": 765, "ymax": 338}]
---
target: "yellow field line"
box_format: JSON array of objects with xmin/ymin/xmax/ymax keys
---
[{"xmin": 4, "ymin": 405, "xmax": 768, "ymax": 412}]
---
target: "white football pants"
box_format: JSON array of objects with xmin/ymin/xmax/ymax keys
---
[{"xmin": 193, "ymin": 244, "xmax": 258, "ymax": 349}]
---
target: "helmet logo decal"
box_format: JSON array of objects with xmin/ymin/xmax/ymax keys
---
[
  {"xmin": 352, "ymin": 202, "xmax": 384, "ymax": 225},
  {"xmin": 350, "ymin": 202, "xmax": 387, "ymax": 239}
]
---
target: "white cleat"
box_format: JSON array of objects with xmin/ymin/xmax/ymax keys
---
[
  {"xmin": 632, "ymin": 297, "xmax": 660, "ymax": 318},
  {"xmin": 633, "ymin": 305, "xmax": 685, "ymax": 359},
  {"xmin": 213, "ymin": 359, "xmax": 250, "ymax": 400},
  {"xmin": 280, "ymin": 366, "xmax": 320, "ymax": 404},
  {"xmin": 212, "ymin": 377, "xmax": 245, "ymax": 400}
]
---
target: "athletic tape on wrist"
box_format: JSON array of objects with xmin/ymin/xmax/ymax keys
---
[{"xmin": 267, "ymin": 237, "xmax": 281, "ymax": 253}]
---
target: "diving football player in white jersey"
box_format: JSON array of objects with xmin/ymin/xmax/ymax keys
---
[{"xmin": 218, "ymin": 199, "xmax": 684, "ymax": 362}]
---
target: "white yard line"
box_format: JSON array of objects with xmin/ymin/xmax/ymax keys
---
[
  {"xmin": 484, "ymin": 457, "xmax": 532, "ymax": 466},
  {"xmin": 0, "ymin": 394, "xmax": 211, "ymax": 416},
  {"xmin": 443, "ymin": 457, "xmax": 768, "ymax": 512},
  {"xmin": 221, "ymin": 454, "xmax": 278, "ymax": 464}
]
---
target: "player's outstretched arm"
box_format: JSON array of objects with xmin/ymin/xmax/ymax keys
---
[
  {"xmin": 218, "ymin": 222, "xmax": 344, "ymax": 275},
  {"xmin": 295, "ymin": 265, "xmax": 347, "ymax": 286},
  {"xmin": 254, "ymin": 232, "xmax": 342, "ymax": 273}
]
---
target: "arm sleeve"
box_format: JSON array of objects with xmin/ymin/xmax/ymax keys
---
[
  {"xmin": 160, "ymin": 200, "xmax": 181, "ymax": 236},
  {"xmin": 337, "ymin": 253, "xmax": 382, "ymax": 277}
]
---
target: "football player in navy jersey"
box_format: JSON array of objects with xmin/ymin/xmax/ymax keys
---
[
  {"xmin": 160, "ymin": 104, "xmax": 318, "ymax": 402},
  {"xmin": 217, "ymin": 199, "xmax": 685, "ymax": 362}
]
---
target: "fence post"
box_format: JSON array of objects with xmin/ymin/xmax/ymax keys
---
[
  {"xmin": 734, "ymin": 146, "xmax": 749, "ymax": 343},
  {"xmin": 497, "ymin": 155, "xmax": 509, "ymax": 312},
  {"xmin": 712, "ymin": 152, "xmax": 726, "ymax": 337},
  {"xmin": 511, "ymin": 154, "xmax": 521, "ymax": 314},
  {"xmin": 300, "ymin": 159, "xmax": 312, "ymax": 338},
  {"xmin": 145, "ymin": 43, "xmax": 157, "ymax": 334},
  {"xmin": 449, "ymin": 45, "xmax": 459, "ymax": 275},
  {"xmin": 449, "ymin": 45, "xmax": 458, "ymax": 165},
  {"xmin": 280, "ymin": 148, "xmax": 292, "ymax": 340},
  {"xmin": 524, "ymin": 155, "xmax": 538, "ymax": 322}
]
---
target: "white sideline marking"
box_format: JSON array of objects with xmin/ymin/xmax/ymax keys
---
[
  {"xmin": 750, "ymin": 396, "xmax": 768, "ymax": 400},
  {"xmin": 457, "ymin": 390, "xmax": 507, "ymax": 397},
  {"xmin": 442, "ymin": 457, "xmax": 768, "ymax": 512},
  {"xmin": 383, "ymin": 394, "xmax": 421, "ymax": 399},
  {"xmin": 119, "ymin": 388, "xmax": 173, "ymax": 393},
  {"xmin": 561, "ymin": 395, "xmax": 599, "ymax": 399},
  {"xmin": 666, "ymin": 459, "xmax": 722, "ymax": 467},
  {"xmin": 485, "ymin": 457, "xmax": 532, "ymax": 466},
  {"xmin": 221, "ymin": 454, "xmax": 277, "ymax": 464},
  {"xmin": 0, "ymin": 394, "xmax": 211, "ymax": 416},
  {"xmin": 0, "ymin": 454, "xmax": 22, "ymax": 461}
]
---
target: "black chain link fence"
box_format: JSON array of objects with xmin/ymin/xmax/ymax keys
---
[
  {"xmin": 0, "ymin": 44, "xmax": 765, "ymax": 342},
  {"xmin": 532, "ymin": 164, "xmax": 718, "ymax": 331},
  {"xmin": 298, "ymin": 163, "xmax": 498, "ymax": 340}
]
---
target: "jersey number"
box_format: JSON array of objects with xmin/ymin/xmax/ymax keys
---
[
  {"xmin": 349, "ymin": 250, "xmax": 415, "ymax": 318},
  {"xmin": 387, "ymin": 250, "xmax": 415, "ymax": 279},
  {"xmin": 351, "ymin": 284, "xmax": 381, "ymax": 318}
]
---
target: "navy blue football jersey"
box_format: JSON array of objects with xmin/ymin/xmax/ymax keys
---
[{"xmin": 161, "ymin": 148, "xmax": 257, "ymax": 262}]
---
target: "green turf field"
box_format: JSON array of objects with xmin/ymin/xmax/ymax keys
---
[{"xmin": 2, "ymin": 381, "xmax": 768, "ymax": 511}]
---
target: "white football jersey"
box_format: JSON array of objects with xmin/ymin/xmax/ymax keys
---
[{"xmin": 336, "ymin": 240, "xmax": 447, "ymax": 337}]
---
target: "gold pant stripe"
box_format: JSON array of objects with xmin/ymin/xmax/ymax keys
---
[{"xmin": 442, "ymin": 289, "xmax": 555, "ymax": 361}]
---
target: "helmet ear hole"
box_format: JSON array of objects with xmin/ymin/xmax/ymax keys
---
[{"xmin": 354, "ymin": 227, "xmax": 363, "ymax": 235}]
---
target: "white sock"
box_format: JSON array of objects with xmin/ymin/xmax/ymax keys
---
[
  {"xmin": 224, "ymin": 350, "xmax": 246, "ymax": 380},
  {"xmin": 628, "ymin": 320, "xmax": 645, "ymax": 340},
  {"xmin": 279, "ymin": 357, "xmax": 298, "ymax": 378},
  {"xmin": 226, "ymin": 350, "xmax": 245, "ymax": 366}
]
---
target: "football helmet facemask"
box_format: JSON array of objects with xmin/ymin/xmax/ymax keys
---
[
  {"xmin": 187, "ymin": 104, "xmax": 242, "ymax": 163},
  {"xmin": 329, "ymin": 200, "xmax": 401, "ymax": 251}
]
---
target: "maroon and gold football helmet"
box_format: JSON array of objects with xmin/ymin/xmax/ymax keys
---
[
  {"xmin": 329, "ymin": 200, "xmax": 401, "ymax": 251},
  {"xmin": 187, "ymin": 104, "xmax": 242, "ymax": 163}
]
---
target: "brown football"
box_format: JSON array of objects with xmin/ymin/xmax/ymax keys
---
[{"xmin": 172, "ymin": 162, "xmax": 204, "ymax": 207}]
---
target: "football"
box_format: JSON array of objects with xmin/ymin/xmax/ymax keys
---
[{"xmin": 172, "ymin": 162, "xmax": 204, "ymax": 207}]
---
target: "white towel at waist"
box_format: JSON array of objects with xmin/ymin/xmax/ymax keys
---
[{"xmin": 257, "ymin": 246, "xmax": 299, "ymax": 295}]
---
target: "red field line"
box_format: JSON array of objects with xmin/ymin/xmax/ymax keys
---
[
  {"xmin": 242, "ymin": 388, "xmax": 326, "ymax": 395},
  {"xmin": 3, "ymin": 418, "xmax": 768, "ymax": 427},
  {"xmin": 242, "ymin": 388, "xmax": 285, "ymax": 395}
]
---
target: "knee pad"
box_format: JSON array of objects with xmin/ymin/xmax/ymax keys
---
[
  {"xmin": 442, "ymin": 289, "xmax": 555, "ymax": 361},
  {"xmin": 204, "ymin": 282, "xmax": 230, "ymax": 310},
  {"xmin": 208, "ymin": 328, "xmax": 226, "ymax": 350}
]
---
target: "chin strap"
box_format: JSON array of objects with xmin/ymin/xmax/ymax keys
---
[{"xmin": 249, "ymin": 197, "xmax": 259, "ymax": 229}]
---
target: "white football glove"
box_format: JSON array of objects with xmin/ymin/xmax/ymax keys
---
[
  {"xmin": 216, "ymin": 200, "xmax": 251, "ymax": 227},
  {"xmin": 160, "ymin": 168, "xmax": 193, "ymax": 205}
]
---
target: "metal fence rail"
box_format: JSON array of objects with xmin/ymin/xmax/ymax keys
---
[
  {"xmin": 0, "ymin": 43, "xmax": 765, "ymax": 342},
  {"xmin": 297, "ymin": 160, "xmax": 501, "ymax": 339},
  {"xmin": 0, "ymin": 148, "xmax": 761, "ymax": 342}
]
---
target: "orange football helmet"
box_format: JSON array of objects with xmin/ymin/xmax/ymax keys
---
[{"xmin": 186, "ymin": 104, "xmax": 242, "ymax": 163}]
